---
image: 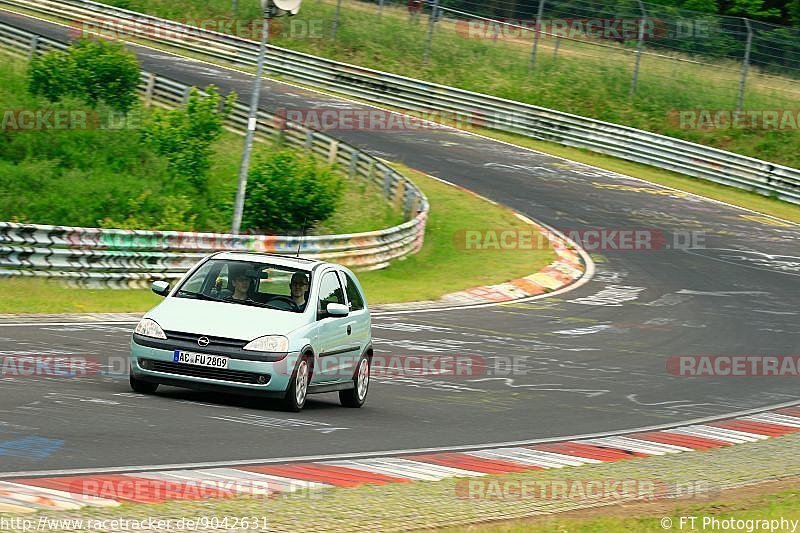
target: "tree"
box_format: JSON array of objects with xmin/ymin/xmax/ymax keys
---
[
  {"xmin": 141, "ymin": 86, "xmax": 236, "ymax": 193},
  {"xmin": 242, "ymin": 150, "xmax": 342, "ymax": 234},
  {"xmin": 28, "ymin": 38, "xmax": 140, "ymax": 113}
]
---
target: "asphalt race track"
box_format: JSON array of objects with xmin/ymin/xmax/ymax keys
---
[{"xmin": 0, "ymin": 9, "xmax": 798, "ymax": 476}]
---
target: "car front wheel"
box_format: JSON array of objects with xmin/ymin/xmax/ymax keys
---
[
  {"xmin": 340, "ymin": 355, "xmax": 369, "ymax": 408},
  {"xmin": 129, "ymin": 372, "xmax": 158, "ymax": 394},
  {"xmin": 282, "ymin": 356, "xmax": 310, "ymax": 412}
]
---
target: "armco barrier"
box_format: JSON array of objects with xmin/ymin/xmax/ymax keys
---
[
  {"xmin": 0, "ymin": 21, "xmax": 428, "ymax": 286},
  {"xmin": 1, "ymin": 0, "xmax": 798, "ymax": 204}
]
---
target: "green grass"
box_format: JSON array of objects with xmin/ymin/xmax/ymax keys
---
[
  {"xmin": 0, "ymin": 167, "xmax": 556, "ymax": 313},
  {"xmin": 0, "ymin": 278, "xmax": 163, "ymax": 314},
  {"xmin": 92, "ymin": 0, "xmax": 800, "ymax": 169},
  {"xmin": 358, "ymin": 166, "xmax": 555, "ymax": 304},
  {"xmin": 437, "ymin": 487, "xmax": 800, "ymax": 532}
]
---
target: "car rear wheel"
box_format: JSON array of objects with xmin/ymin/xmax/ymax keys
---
[
  {"xmin": 340, "ymin": 355, "xmax": 369, "ymax": 408},
  {"xmin": 282, "ymin": 356, "xmax": 309, "ymax": 412},
  {"xmin": 129, "ymin": 372, "xmax": 158, "ymax": 394}
]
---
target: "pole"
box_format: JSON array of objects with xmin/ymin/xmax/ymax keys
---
[
  {"xmin": 231, "ymin": 11, "xmax": 271, "ymax": 235},
  {"xmin": 737, "ymin": 18, "xmax": 752, "ymax": 114},
  {"xmin": 332, "ymin": 0, "xmax": 342, "ymax": 42},
  {"xmin": 529, "ymin": 0, "xmax": 545, "ymax": 73},
  {"xmin": 232, "ymin": 0, "xmax": 238, "ymax": 13},
  {"xmin": 423, "ymin": 0, "xmax": 439, "ymax": 64},
  {"xmin": 377, "ymin": 0, "xmax": 384, "ymax": 18},
  {"xmin": 629, "ymin": 0, "xmax": 647, "ymax": 97}
]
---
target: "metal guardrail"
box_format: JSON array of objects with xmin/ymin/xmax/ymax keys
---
[
  {"xmin": 2, "ymin": 0, "xmax": 797, "ymax": 204},
  {"xmin": 0, "ymin": 21, "xmax": 428, "ymax": 287}
]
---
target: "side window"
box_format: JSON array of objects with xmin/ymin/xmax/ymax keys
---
[
  {"xmin": 341, "ymin": 272, "xmax": 365, "ymax": 311},
  {"xmin": 318, "ymin": 271, "xmax": 345, "ymax": 312}
]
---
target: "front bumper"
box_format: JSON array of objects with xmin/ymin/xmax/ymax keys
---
[{"xmin": 130, "ymin": 337, "xmax": 298, "ymax": 396}]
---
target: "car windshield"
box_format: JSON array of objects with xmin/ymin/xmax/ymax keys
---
[{"xmin": 175, "ymin": 259, "xmax": 312, "ymax": 313}]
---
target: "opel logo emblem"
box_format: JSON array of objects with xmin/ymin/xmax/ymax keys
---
[{"xmin": 197, "ymin": 336, "xmax": 210, "ymax": 347}]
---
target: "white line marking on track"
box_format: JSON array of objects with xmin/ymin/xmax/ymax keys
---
[{"xmin": 2, "ymin": 399, "xmax": 799, "ymax": 480}]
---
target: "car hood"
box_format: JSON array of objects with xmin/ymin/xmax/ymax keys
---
[{"xmin": 146, "ymin": 297, "xmax": 310, "ymax": 341}]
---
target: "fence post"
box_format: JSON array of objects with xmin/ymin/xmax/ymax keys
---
[
  {"xmin": 304, "ymin": 130, "xmax": 314, "ymax": 149},
  {"xmin": 377, "ymin": 0, "xmax": 384, "ymax": 18},
  {"xmin": 552, "ymin": 36, "xmax": 561, "ymax": 61},
  {"xmin": 423, "ymin": 0, "xmax": 439, "ymax": 65},
  {"xmin": 348, "ymin": 152, "xmax": 359, "ymax": 178},
  {"xmin": 332, "ymin": 0, "xmax": 342, "ymax": 43},
  {"xmin": 143, "ymin": 73, "xmax": 156, "ymax": 107},
  {"xmin": 328, "ymin": 139, "xmax": 339, "ymax": 164},
  {"xmin": 28, "ymin": 35, "xmax": 39, "ymax": 61},
  {"xmin": 232, "ymin": 0, "xmax": 238, "ymax": 14},
  {"xmin": 737, "ymin": 18, "xmax": 753, "ymax": 114},
  {"xmin": 528, "ymin": 0, "xmax": 546, "ymax": 73},
  {"xmin": 629, "ymin": 0, "xmax": 648, "ymax": 97},
  {"xmin": 383, "ymin": 169, "xmax": 393, "ymax": 199}
]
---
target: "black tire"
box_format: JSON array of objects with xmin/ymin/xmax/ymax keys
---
[
  {"xmin": 130, "ymin": 373, "xmax": 158, "ymax": 394},
  {"xmin": 282, "ymin": 355, "xmax": 310, "ymax": 412},
  {"xmin": 340, "ymin": 355, "xmax": 370, "ymax": 408}
]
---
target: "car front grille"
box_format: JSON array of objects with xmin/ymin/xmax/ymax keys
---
[
  {"xmin": 141, "ymin": 359, "xmax": 268, "ymax": 385},
  {"xmin": 163, "ymin": 331, "xmax": 246, "ymax": 349}
]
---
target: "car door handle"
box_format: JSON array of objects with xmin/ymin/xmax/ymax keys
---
[{"xmin": 346, "ymin": 325, "xmax": 352, "ymax": 335}]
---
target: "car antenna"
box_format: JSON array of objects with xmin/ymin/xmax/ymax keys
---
[{"xmin": 296, "ymin": 217, "xmax": 308, "ymax": 258}]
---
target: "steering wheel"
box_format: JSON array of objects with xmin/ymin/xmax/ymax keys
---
[{"xmin": 267, "ymin": 295, "xmax": 301, "ymax": 312}]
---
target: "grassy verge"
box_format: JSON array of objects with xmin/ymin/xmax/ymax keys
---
[
  {"xmin": 92, "ymin": 0, "xmax": 800, "ymax": 168},
  {"xmin": 0, "ymin": 167, "xmax": 556, "ymax": 313},
  {"xmin": 439, "ymin": 486, "xmax": 800, "ymax": 532}
]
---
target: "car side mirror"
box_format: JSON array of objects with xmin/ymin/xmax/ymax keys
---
[
  {"xmin": 151, "ymin": 281, "xmax": 170, "ymax": 297},
  {"xmin": 326, "ymin": 303, "xmax": 349, "ymax": 317}
]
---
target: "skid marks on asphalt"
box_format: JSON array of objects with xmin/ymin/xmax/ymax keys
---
[{"xmin": 207, "ymin": 414, "xmax": 348, "ymax": 434}]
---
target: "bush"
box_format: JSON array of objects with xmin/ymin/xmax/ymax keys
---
[
  {"xmin": 28, "ymin": 38, "xmax": 140, "ymax": 113},
  {"xmin": 141, "ymin": 85, "xmax": 236, "ymax": 193},
  {"xmin": 242, "ymin": 150, "xmax": 343, "ymax": 234}
]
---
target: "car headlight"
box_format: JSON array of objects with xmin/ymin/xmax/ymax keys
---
[
  {"xmin": 134, "ymin": 318, "xmax": 167, "ymax": 339},
  {"xmin": 244, "ymin": 335, "xmax": 288, "ymax": 352}
]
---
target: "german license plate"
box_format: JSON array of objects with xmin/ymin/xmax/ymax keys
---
[{"xmin": 173, "ymin": 350, "xmax": 229, "ymax": 369}]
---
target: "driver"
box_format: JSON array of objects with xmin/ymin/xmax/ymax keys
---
[{"xmin": 289, "ymin": 272, "xmax": 310, "ymax": 309}]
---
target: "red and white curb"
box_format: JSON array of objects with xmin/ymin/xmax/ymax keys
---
[
  {"xmin": 375, "ymin": 213, "xmax": 588, "ymax": 311},
  {"xmin": 3, "ymin": 407, "xmax": 800, "ymax": 513}
]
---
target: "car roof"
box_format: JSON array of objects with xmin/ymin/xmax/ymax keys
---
[{"xmin": 212, "ymin": 252, "xmax": 326, "ymax": 271}]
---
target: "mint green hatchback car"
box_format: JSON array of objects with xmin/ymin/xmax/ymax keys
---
[{"xmin": 129, "ymin": 252, "xmax": 373, "ymax": 412}]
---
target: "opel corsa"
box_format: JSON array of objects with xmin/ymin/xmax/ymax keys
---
[{"xmin": 129, "ymin": 252, "xmax": 373, "ymax": 411}]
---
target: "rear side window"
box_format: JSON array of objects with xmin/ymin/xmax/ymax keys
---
[
  {"xmin": 318, "ymin": 271, "xmax": 345, "ymax": 311},
  {"xmin": 341, "ymin": 272, "xmax": 365, "ymax": 311}
]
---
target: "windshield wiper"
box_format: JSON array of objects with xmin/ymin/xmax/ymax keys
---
[{"xmin": 176, "ymin": 289, "xmax": 223, "ymax": 302}]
